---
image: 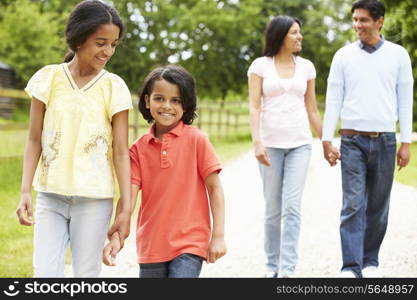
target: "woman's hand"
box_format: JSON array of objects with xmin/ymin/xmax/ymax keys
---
[{"xmin": 254, "ymin": 143, "xmax": 271, "ymax": 166}]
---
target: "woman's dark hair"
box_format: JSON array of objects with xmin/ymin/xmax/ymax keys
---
[
  {"xmin": 351, "ymin": 0, "xmax": 385, "ymax": 21},
  {"xmin": 263, "ymin": 15, "xmax": 301, "ymax": 57},
  {"xmin": 138, "ymin": 65, "xmax": 198, "ymax": 125},
  {"xmin": 64, "ymin": 0, "xmax": 125, "ymax": 62}
]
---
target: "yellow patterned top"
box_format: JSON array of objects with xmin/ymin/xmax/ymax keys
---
[{"xmin": 25, "ymin": 63, "xmax": 133, "ymax": 198}]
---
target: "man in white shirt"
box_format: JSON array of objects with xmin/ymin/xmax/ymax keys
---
[{"xmin": 322, "ymin": 0, "xmax": 414, "ymax": 278}]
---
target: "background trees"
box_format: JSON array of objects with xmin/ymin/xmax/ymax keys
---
[{"xmin": 0, "ymin": 0, "xmax": 415, "ymax": 128}]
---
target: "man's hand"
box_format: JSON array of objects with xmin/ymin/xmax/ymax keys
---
[
  {"xmin": 397, "ymin": 143, "xmax": 410, "ymax": 171},
  {"xmin": 322, "ymin": 141, "xmax": 341, "ymax": 167}
]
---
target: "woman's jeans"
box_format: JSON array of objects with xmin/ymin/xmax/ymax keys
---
[
  {"xmin": 340, "ymin": 133, "xmax": 396, "ymax": 277},
  {"xmin": 139, "ymin": 253, "xmax": 203, "ymax": 278},
  {"xmin": 258, "ymin": 144, "xmax": 311, "ymax": 276},
  {"xmin": 33, "ymin": 192, "xmax": 113, "ymax": 277}
]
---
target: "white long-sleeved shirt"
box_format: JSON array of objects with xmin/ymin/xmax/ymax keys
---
[{"xmin": 322, "ymin": 40, "xmax": 414, "ymax": 143}]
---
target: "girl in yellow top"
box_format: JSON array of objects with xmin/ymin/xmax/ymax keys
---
[{"xmin": 15, "ymin": 0, "xmax": 132, "ymax": 277}]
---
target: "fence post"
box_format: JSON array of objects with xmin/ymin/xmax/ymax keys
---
[
  {"xmin": 235, "ymin": 113, "xmax": 239, "ymax": 134},
  {"xmin": 208, "ymin": 108, "xmax": 213, "ymax": 136},
  {"xmin": 133, "ymin": 107, "xmax": 138, "ymax": 139},
  {"xmin": 197, "ymin": 107, "xmax": 202, "ymax": 129}
]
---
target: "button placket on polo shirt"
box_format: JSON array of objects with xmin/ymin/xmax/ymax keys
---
[{"xmin": 160, "ymin": 134, "xmax": 171, "ymax": 169}]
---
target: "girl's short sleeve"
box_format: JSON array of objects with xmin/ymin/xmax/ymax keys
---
[
  {"xmin": 109, "ymin": 74, "xmax": 133, "ymax": 118},
  {"xmin": 306, "ymin": 59, "xmax": 316, "ymax": 81},
  {"xmin": 24, "ymin": 65, "xmax": 57, "ymax": 105},
  {"xmin": 247, "ymin": 57, "xmax": 266, "ymax": 78}
]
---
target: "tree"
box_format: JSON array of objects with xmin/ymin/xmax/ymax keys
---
[
  {"xmin": 0, "ymin": 0, "xmax": 63, "ymax": 86},
  {"xmin": 384, "ymin": 0, "xmax": 417, "ymax": 130}
]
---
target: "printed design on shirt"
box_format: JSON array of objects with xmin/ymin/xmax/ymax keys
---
[
  {"xmin": 82, "ymin": 134, "xmax": 113, "ymax": 184},
  {"xmin": 83, "ymin": 134, "xmax": 111, "ymax": 161},
  {"xmin": 39, "ymin": 131, "xmax": 61, "ymax": 188}
]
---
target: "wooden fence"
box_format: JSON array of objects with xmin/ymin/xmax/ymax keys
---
[{"xmin": 0, "ymin": 88, "xmax": 250, "ymax": 139}]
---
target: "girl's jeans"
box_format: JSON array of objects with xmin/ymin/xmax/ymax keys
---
[{"xmin": 33, "ymin": 192, "xmax": 113, "ymax": 277}]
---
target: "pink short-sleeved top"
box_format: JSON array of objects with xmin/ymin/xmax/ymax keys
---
[{"xmin": 247, "ymin": 55, "xmax": 316, "ymax": 148}]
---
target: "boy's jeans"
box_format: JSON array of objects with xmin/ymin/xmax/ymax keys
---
[
  {"xmin": 33, "ymin": 192, "xmax": 113, "ymax": 277},
  {"xmin": 139, "ymin": 253, "xmax": 203, "ymax": 278},
  {"xmin": 340, "ymin": 133, "xmax": 396, "ymax": 277},
  {"xmin": 259, "ymin": 144, "xmax": 311, "ymax": 276}
]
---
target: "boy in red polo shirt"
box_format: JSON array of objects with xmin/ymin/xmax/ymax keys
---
[{"xmin": 103, "ymin": 65, "xmax": 227, "ymax": 277}]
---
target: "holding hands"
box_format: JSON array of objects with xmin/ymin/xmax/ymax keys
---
[
  {"xmin": 322, "ymin": 141, "xmax": 341, "ymax": 166},
  {"xmin": 103, "ymin": 231, "xmax": 122, "ymax": 266}
]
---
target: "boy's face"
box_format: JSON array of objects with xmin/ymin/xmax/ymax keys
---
[
  {"xmin": 76, "ymin": 24, "xmax": 120, "ymax": 71},
  {"xmin": 145, "ymin": 79, "xmax": 184, "ymax": 137},
  {"xmin": 352, "ymin": 8, "xmax": 384, "ymax": 45}
]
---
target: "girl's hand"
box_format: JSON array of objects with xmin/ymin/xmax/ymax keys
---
[
  {"xmin": 207, "ymin": 236, "xmax": 227, "ymax": 264},
  {"xmin": 254, "ymin": 143, "xmax": 271, "ymax": 166},
  {"xmin": 103, "ymin": 232, "xmax": 121, "ymax": 266},
  {"xmin": 16, "ymin": 192, "xmax": 34, "ymax": 226},
  {"xmin": 107, "ymin": 212, "xmax": 131, "ymax": 248}
]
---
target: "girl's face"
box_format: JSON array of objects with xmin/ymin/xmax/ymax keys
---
[
  {"xmin": 282, "ymin": 22, "xmax": 303, "ymax": 53},
  {"xmin": 145, "ymin": 79, "xmax": 184, "ymax": 137},
  {"xmin": 76, "ymin": 23, "xmax": 120, "ymax": 71}
]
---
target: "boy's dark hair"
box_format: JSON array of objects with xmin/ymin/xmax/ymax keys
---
[
  {"xmin": 263, "ymin": 15, "xmax": 301, "ymax": 57},
  {"xmin": 138, "ymin": 65, "xmax": 198, "ymax": 125},
  {"xmin": 351, "ymin": 0, "xmax": 385, "ymax": 21},
  {"xmin": 64, "ymin": 0, "xmax": 124, "ymax": 62}
]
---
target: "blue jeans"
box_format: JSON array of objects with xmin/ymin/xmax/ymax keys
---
[
  {"xmin": 258, "ymin": 144, "xmax": 311, "ymax": 276},
  {"xmin": 139, "ymin": 253, "xmax": 203, "ymax": 278},
  {"xmin": 340, "ymin": 133, "xmax": 396, "ymax": 277}
]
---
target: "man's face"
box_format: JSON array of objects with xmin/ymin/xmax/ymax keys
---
[{"xmin": 352, "ymin": 8, "xmax": 384, "ymax": 45}]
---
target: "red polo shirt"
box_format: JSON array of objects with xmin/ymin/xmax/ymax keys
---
[{"xmin": 129, "ymin": 121, "xmax": 222, "ymax": 263}]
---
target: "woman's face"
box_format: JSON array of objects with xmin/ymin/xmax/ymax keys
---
[
  {"xmin": 76, "ymin": 23, "xmax": 120, "ymax": 71},
  {"xmin": 282, "ymin": 22, "xmax": 303, "ymax": 53}
]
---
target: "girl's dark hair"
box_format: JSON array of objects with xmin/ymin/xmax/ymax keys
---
[
  {"xmin": 263, "ymin": 16, "xmax": 301, "ymax": 57},
  {"xmin": 138, "ymin": 65, "xmax": 198, "ymax": 125},
  {"xmin": 351, "ymin": 0, "xmax": 385, "ymax": 21},
  {"xmin": 64, "ymin": 0, "xmax": 124, "ymax": 62}
]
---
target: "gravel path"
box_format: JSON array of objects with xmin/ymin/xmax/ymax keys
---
[{"xmin": 66, "ymin": 138, "xmax": 417, "ymax": 278}]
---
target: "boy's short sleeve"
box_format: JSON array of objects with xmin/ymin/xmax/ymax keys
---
[
  {"xmin": 197, "ymin": 133, "xmax": 222, "ymax": 180},
  {"xmin": 129, "ymin": 142, "xmax": 142, "ymax": 187},
  {"xmin": 24, "ymin": 65, "xmax": 57, "ymax": 105},
  {"xmin": 109, "ymin": 74, "xmax": 133, "ymax": 118},
  {"xmin": 247, "ymin": 57, "xmax": 266, "ymax": 78}
]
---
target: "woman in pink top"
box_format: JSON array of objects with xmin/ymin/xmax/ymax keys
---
[{"xmin": 248, "ymin": 16, "xmax": 323, "ymax": 278}]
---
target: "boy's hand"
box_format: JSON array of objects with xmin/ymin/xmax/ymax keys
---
[
  {"xmin": 206, "ymin": 236, "xmax": 227, "ymax": 264},
  {"xmin": 103, "ymin": 232, "xmax": 121, "ymax": 266}
]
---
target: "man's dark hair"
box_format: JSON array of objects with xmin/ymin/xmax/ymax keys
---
[{"xmin": 351, "ymin": 0, "xmax": 385, "ymax": 21}]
